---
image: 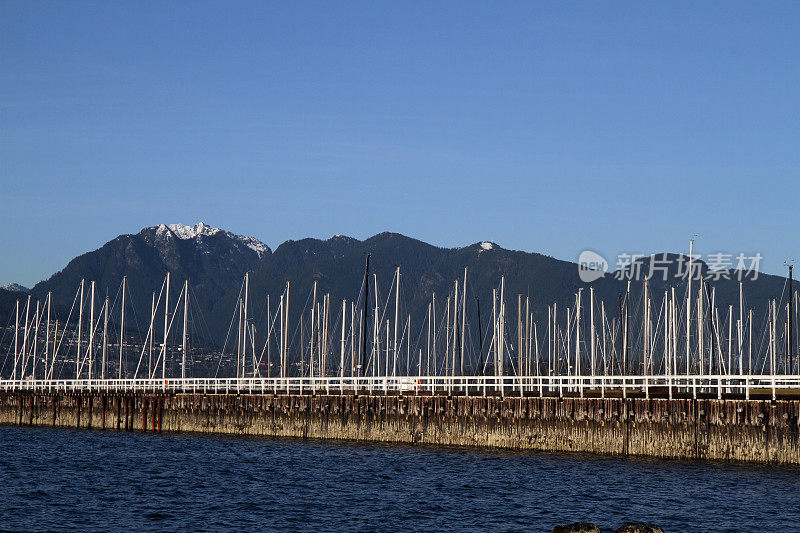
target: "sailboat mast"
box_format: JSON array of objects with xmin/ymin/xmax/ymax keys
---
[
  {"xmin": 590, "ymin": 287, "xmax": 595, "ymax": 377},
  {"xmin": 687, "ymin": 239, "xmax": 694, "ymax": 377},
  {"xmin": 738, "ymin": 282, "xmax": 744, "ymax": 375},
  {"xmin": 243, "ymin": 272, "xmax": 249, "ymax": 378},
  {"xmin": 601, "ymin": 301, "xmax": 606, "ymax": 375},
  {"xmin": 475, "ymin": 297, "xmax": 482, "ymax": 371},
  {"xmin": 373, "ymin": 273, "xmax": 379, "ymax": 377},
  {"xmin": 285, "ymin": 281, "xmax": 290, "ymax": 377},
  {"xmin": 748, "ymin": 308, "xmax": 753, "ymax": 375},
  {"xmin": 460, "ymin": 268, "xmax": 467, "ymax": 375},
  {"xmin": 32, "ymin": 299, "xmax": 40, "ymax": 380},
  {"xmin": 728, "ymin": 305, "xmax": 733, "ymax": 375},
  {"xmin": 51, "ymin": 319, "xmax": 58, "ymax": 380},
  {"xmin": 119, "ymin": 276, "xmax": 126, "ymax": 380},
  {"xmin": 426, "ymin": 302, "xmax": 431, "ymax": 376},
  {"xmin": 517, "ymin": 294, "xmax": 522, "ymax": 378},
  {"xmin": 279, "ymin": 294, "xmax": 285, "ymax": 378},
  {"xmin": 360, "ymin": 254, "xmax": 370, "ymax": 378},
  {"xmin": 323, "ymin": 294, "xmax": 329, "ymax": 377},
  {"xmin": 452, "ymin": 280, "xmax": 457, "ymax": 377},
  {"xmin": 45, "ymin": 292, "xmax": 51, "ymax": 380},
  {"xmin": 340, "ymin": 299, "xmax": 346, "ymax": 379},
  {"xmin": 698, "ymin": 282, "xmax": 704, "ymax": 375},
  {"xmin": 492, "ymin": 289, "xmax": 497, "ymax": 376},
  {"xmin": 13, "ymin": 300, "xmax": 19, "ymax": 381},
  {"xmin": 499, "ymin": 277, "xmax": 505, "ymax": 377},
  {"xmin": 575, "ymin": 289, "xmax": 582, "ymax": 378},
  {"xmin": 432, "ymin": 293, "xmax": 436, "ymax": 376},
  {"xmin": 393, "ymin": 267, "xmax": 400, "ymax": 378},
  {"xmin": 625, "ymin": 282, "xmax": 630, "ymax": 374},
  {"xmin": 526, "ymin": 296, "xmax": 531, "ymax": 376},
  {"xmin": 89, "ymin": 281, "xmax": 95, "ymax": 380},
  {"xmin": 149, "ymin": 291, "xmax": 154, "ymax": 378},
  {"xmin": 22, "ymin": 296, "xmax": 30, "ymax": 379},
  {"xmin": 266, "ymin": 295, "xmax": 271, "ymax": 377},
  {"xmin": 350, "ymin": 301, "xmax": 355, "ymax": 376},
  {"xmin": 77, "ymin": 280, "xmax": 83, "ymax": 379},
  {"xmin": 182, "ymin": 280, "xmax": 188, "ymax": 379},
  {"xmin": 643, "ymin": 279, "xmax": 649, "ymax": 374},
  {"xmin": 163, "ymin": 272, "xmax": 169, "ymax": 380},
  {"xmin": 445, "ymin": 295, "xmax": 451, "ymax": 376},
  {"xmin": 311, "ymin": 281, "xmax": 317, "ymax": 379},
  {"xmin": 102, "ymin": 295, "xmax": 108, "ymax": 379},
  {"xmin": 789, "ymin": 264, "xmax": 794, "ymax": 372}
]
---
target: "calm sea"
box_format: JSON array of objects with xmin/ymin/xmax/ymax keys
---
[{"xmin": 0, "ymin": 425, "xmax": 798, "ymax": 532}]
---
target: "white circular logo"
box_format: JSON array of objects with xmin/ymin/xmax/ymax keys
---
[{"xmin": 578, "ymin": 250, "xmax": 608, "ymax": 283}]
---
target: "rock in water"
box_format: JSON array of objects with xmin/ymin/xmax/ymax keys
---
[
  {"xmin": 552, "ymin": 523, "xmax": 602, "ymax": 533},
  {"xmin": 615, "ymin": 524, "xmax": 664, "ymax": 533}
]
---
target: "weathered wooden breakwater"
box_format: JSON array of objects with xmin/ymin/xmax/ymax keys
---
[{"xmin": 2, "ymin": 391, "xmax": 799, "ymax": 464}]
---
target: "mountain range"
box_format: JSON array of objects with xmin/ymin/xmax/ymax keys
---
[
  {"xmin": 1, "ymin": 223, "xmax": 795, "ymax": 351},
  {"xmin": 1, "ymin": 283, "xmax": 29, "ymax": 293}
]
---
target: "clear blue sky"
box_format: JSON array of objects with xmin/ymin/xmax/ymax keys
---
[{"xmin": 2, "ymin": 2, "xmax": 798, "ymax": 287}]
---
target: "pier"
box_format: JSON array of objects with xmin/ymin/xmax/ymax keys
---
[
  {"xmin": 2, "ymin": 250, "xmax": 798, "ymax": 463},
  {"xmin": 2, "ymin": 375, "xmax": 800, "ymax": 464}
]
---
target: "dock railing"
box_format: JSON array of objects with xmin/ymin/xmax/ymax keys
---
[{"xmin": 1, "ymin": 374, "xmax": 799, "ymax": 400}]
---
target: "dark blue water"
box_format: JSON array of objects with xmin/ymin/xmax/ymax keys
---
[{"xmin": 0, "ymin": 426, "xmax": 798, "ymax": 532}]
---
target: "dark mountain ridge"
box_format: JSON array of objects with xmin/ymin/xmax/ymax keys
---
[
  {"xmin": 27, "ymin": 223, "xmax": 269, "ymax": 339},
  {"xmin": 1, "ymin": 225, "xmax": 792, "ymax": 356}
]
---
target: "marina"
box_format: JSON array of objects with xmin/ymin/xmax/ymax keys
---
[{"xmin": 2, "ymin": 249, "xmax": 799, "ymax": 464}]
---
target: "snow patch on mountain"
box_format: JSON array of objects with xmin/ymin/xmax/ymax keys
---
[
  {"xmin": 153, "ymin": 222, "xmax": 270, "ymax": 258},
  {"xmin": 168, "ymin": 222, "xmax": 221, "ymax": 239},
  {"xmin": 2, "ymin": 283, "xmax": 30, "ymax": 293}
]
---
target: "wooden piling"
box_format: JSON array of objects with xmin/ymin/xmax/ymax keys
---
[{"xmin": 2, "ymin": 391, "xmax": 800, "ymax": 464}]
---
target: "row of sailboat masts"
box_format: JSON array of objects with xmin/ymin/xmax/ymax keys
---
[
  {"xmin": 233, "ymin": 274, "xmax": 325, "ymax": 380},
  {"xmin": 541, "ymin": 282, "xmax": 798, "ymax": 380},
  {"xmin": 232, "ymin": 265, "xmax": 475, "ymax": 380},
  {"xmin": 7, "ymin": 273, "xmax": 193, "ymax": 382},
  {"xmin": 232, "ymin": 261, "xmax": 795, "ymax": 379},
  {"xmin": 5, "ymin": 254, "xmax": 799, "ymax": 381}
]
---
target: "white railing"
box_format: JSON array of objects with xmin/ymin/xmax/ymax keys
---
[{"xmin": 1, "ymin": 374, "xmax": 800, "ymax": 399}]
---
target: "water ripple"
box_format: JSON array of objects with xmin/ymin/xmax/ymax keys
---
[{"xmin": 0, "ymin": 426, "xmax": 798, "ymax": 532}]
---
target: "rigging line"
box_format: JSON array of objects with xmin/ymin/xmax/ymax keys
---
[
  {"xmin": 285, "ymin": 283, "xmax": 316, "ymax": 375},
  {"xmin": 395, "ymin": 314, "xmax": 409, "ymax": 375},
  {"xmin": 756, "ymin": 304, "xmax": 772, "ymax": 374},
  {"xmin": 188, "ymin": 285, "xmax": 214, "ymax": 347},
  {"xmin": 76, "ymin": 296, "xmax": 108, "ymax": 378},
  {"xmin": 123, "ymin": 282, "xmax": 144, "ymax": 354},
  {"xmin": 52, "ymin": 285, "xmax": 81, "ymax": 379},
  {"xmin": 320, "ymin": 299, "xmax": 343, "ymax": 375},
  {"xmin": 0, "ymin": 335, "xmax": 13, "ymax": 378},
  {"xmin": 132, "ymin": 277, "xmax": 166, "ymax": 380},
  {"xmin": 431, "ymin": 284, "xmax": 460, "ymax": 375},
  {"xmin": 255, "ymin": 301, "xmax": 282, "ymax": 373},
  {"xmin": 214, "ymin": 277, "xmax": 245, "ymax": 378},
  {"xmin": 0, "ymin": 300, "xmax": 14, "ymax": 351},
  {"xmin": 149, "ymin": 282, "xmax": 186, "ymax": 378},
  {"xmin": 408, "ymin": 308, "xmax": 430, "ymax": 376},
  {"xmin": 366, "ymin": 271, "xmax": 397, "ymax": 369},
  {"xmin": 0, "ymin": 306, "xmax": 16, "ymax": 376},
  {"xmin": 648, "ymin": 296, "xmax": 665, "ymax": 372}
]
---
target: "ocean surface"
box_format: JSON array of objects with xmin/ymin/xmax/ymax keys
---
[{"xmin": 0, "ymin": 425, "xmax": 798, "ymax": 532}]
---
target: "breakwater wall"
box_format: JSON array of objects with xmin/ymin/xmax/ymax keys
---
[{"xmin": 2, "ymin": 392, "xmax": 798, "ymax": 464}]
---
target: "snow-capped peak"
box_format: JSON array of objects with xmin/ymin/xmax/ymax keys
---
[
  {"xmin": 2, "ymin": 283, "xmax": 30, "ymax": 293},
  {"xmin": 167, "ymin": 222, "xmax": 221, "ymax": 240},
  {"xmin": 154, "ymin": 222, "xmax": 269, "ymax": 258},
  {"xmin": 480, "ymin": 241, "xmax": 494, "ymax": 251}
]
